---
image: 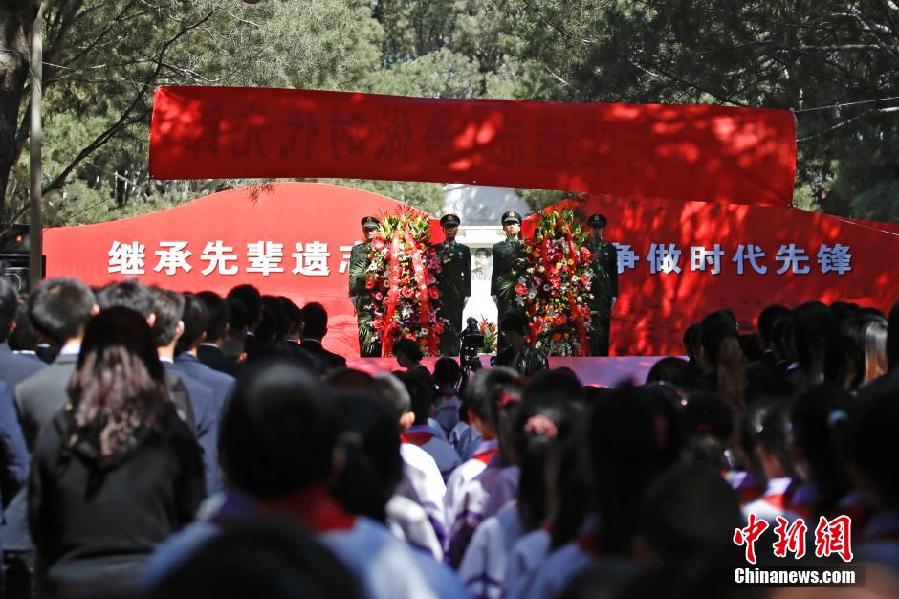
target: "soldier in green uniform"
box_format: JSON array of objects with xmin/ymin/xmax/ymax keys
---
[
  {"xmin": 348, "ymin": 216, "xmax": 381, "ymax": 357},
  {"xmin": 433, "ymin": 213, "xmax": 471, "ymax": 356},
  {"xmin": 585, "ymin": 213, "xmax": 619, "ymax": 356},
  {"xmin": 491, "ymin": 210, "xmax": 527, "ymax": 322}
]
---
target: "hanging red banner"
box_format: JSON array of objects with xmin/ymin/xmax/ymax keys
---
[{"xmin": 149, "ymin": 86, "xmax": 796, "ymax": 207}]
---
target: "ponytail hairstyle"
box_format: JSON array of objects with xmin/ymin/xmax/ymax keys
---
[
  {"xmin": 465, "ymin": 366, "xmax": 524, "ymax": 453},
  {"xmin": 682, "ymin": 391, "xmax": 734, "ymax": 469},
  {"xmin": 751, "ymin": 399, "xmax": 796, "ymax": 481},
  {"xmin": 329, "ymin": 393, "xmax": 404, "ymax": 523}
]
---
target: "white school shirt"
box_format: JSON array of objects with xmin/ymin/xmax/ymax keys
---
[
  {"xmin": 450, "ymin": 422, "xmax": 482, "ymax": 461},
  {"xmin": 502, "ymin": 527, "xmax": 551, "ymax": 598},
  {"xmin": 427, "ymin": 418, "xmax": 449, "ymax": 441},
  {"xmin": 435, "ymin": 393, "xmax": 463, "ymax": 433},
  {"xmin": 387, "ymin": 495, "xmax": 444, "ymax": 561},
  {"xmin": 321, "ymin": 516, "xmax": 441, "ymax": 599},
  {"xmin": 458, "ymin": 500, "xmax": 524, "ymax": 599},
  {"xmin": 403, "ymin": 424, "xmax": 463, "ymax": 480},
  {"xmin": 396, "ymin": 443, "xmax": 449, "ymax": 547},
  {"xmin": 445, "ymin": 439, "xmax": 498, "ymax": 528},
  {"xmin": 514, "ymin": 542, "xmax": 591, "ymax": 599},
  {"xmin": 447, "ymin": 452, "xmax": 515, "ymax": 566}
]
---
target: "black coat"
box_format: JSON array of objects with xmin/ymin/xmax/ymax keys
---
[
  {"xmin": 29, "ymin": 406, "xmax": 205, "ymax": 599},
  {"xmin": 494, "ymin": 344, "xmax": 550, "ymax": 377},
  {"xmin": 299, "ymin": 339, "xmax": 347, "ymax": 372}
]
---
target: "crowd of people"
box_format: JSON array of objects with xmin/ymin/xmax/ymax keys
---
[{"xmin": 0, "ymin": 275, "xmax": 897, "ymax": 598}]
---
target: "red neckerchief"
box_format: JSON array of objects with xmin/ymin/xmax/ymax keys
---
[
  {"xmin": 400, "ymin": 431, "xmax": 433, "ymax": 446},
  {"xmin": 258, "ymin": 484, "xmax": 356, "ymax": 533},
  {"xmin": 472, "ymin": 448, "xmax": 498, "ymax": 464}
]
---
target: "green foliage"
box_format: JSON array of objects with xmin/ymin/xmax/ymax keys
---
[{"xmin": 6, "ymin": 0, "xmax": 898, "ymax": 226}]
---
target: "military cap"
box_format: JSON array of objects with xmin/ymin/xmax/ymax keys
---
[
  {"xmin": 440, "ymin": 214, "xmax": 461, "ymax": 227},
  {"xmin": 501, "ymin": 210, "xmax": 522, "ymax": 225},
  {"xmin": 587, "ymin": 213, "xmax": 608, "ymax": 229},
  {"xmin": 361, "ymin": 216, "xmax": 380, "ymax": 230}
]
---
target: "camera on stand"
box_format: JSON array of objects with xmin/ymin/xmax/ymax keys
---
[{"xmin": 459, "ymin": 317, "xmax": 485, "ymax": 391}]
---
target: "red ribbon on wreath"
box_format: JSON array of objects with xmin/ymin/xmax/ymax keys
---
[
  {"xmin": 382, "ymin": 233, "xmax": 403, "ymax": 356},
  {"xmin": 563, "ymin": 223, "xmax": 591, "ymax": 356},
  {"xmin": 405, "ymin": 228, "xmax": 438, "ymax": 356}
]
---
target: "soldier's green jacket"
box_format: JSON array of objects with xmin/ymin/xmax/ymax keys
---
[{"xmin": 586, "ymin": 237, "xmax": 619, "ymax": 306}]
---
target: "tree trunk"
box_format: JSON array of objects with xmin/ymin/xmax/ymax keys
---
[{"xmin": 0, "ymin": 2, "xmax": 36, "ymax": 220}]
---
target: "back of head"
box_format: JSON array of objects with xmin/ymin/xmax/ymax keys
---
[
  {"xmin": 98, "ymin": 279, "xmax": 154, "ymax": 318},
  {"xmin": 433, "ymin": 356, "xmax": 461, "ymax": 389},
  {"xmin": 392, "ymin": 338, "xmax": 424, "ymax": 365},
  {"xmin": 0, "ymin": 276, "xmax": 18, "ymax": 342},
  {"xmin": 197, "ymin": 291, "xmax": 229, "ymax": 344},
  {"xmin": 175, "ymin": 293, "xmax": 209, "ymax": 355},
  {"xmin": 699, "ymin": 310, "xmax": 739, "ymax": 371},
  {"xmin": 228, "ymin": 284, "xmax": 262, "ymax": 330},
  {"xmin": 301, "ymin": 302, "xmax": 328, "ymax": 340},
  {"xmin": 682, "ymin": 391, "xmax": 734, "ymax": 467},
  {"xmin": 642, "ymin": 463, "xmax": 742, "ymax": 561},
  {"xmin": 150, "ymin": 287, "xmax": 185, "ymax": 347},
  {"xmin": 68, "ymin": 307, "xmax": 167, "ymax": 465},
  {"xmin": 277, "ymin": 297, "xmax": 303, "ymax": 339},
  {"xmin": 8, "ymin": 302, "xmax": 37, "ymax": 352},
  {"xmin": 220, "ymin": 359, "xmax": 336, "ymax": 498},
  {"xmin": 646, "ymin": 357, "xmax": 691, "ymax": 388},
  {"xmin": 863, "ymin": 315, "xmax": 889, "ymax": 383},
  {"xmin": 330, "ymin": 393, "xmax": 404, "ymax": 522},
  {"xmin": 259, "ymin": 296, "xmax": 290, "ymax": 344},
  {"xmin": 756, "ymin": 304, "xmax": 789, "ymax": 350},
  {"xmin": 465, "ymin": 366, "xmax": 522, "ymax": 432},
  {"xmin": 399, "ymin": 371, "xmax": 435, "ymax": 425},
  {"xmin": 683, "ymin": 323, "xmax": 700, "ymax": 362},
  {"xmin": 499, "ymin": 311, "xmax": 528, "ymax": 336},
  {"xmin": 588, "ymin": 386, "xmax": 683, "ymax": 555},
  {"xmin": 28, "ymin": 277, "xmax": 97, "ymax": 345},
  {"xmin": 147, "ymin": 518, "xmax": 363, "ymax": 599},
  {"xmin": 793, "ymin": 301, "xmax": 843, "ymax": 386}
]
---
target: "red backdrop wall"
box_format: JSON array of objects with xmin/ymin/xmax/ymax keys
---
[
  {"xmin": 44, "ymin": 183, "xmax": 899, "ymax": 357},
  {"xmin": 542, "ymin": 195, "xmax": 899, "ymax": 355},
  {"xmin": 44, "ymin": 183, "xmax": 437, "ymax": 358}
]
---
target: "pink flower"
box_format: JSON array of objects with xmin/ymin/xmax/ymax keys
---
[
  {"xmin": 372, "ymin": 238, "xmax": 386, "ymax": 251},
  {"xmin": 515, "ymin": 283, "xmax": 528, "ymax": 296}
]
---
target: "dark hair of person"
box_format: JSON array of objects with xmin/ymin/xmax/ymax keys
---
[
  {"xmin": 219, "ymin": 359, "xmax": 338, "ymax": 498},
  {"xmin": 175, "ymin": 294, "xmax": 209, "ymax": 355},
  {"xmin": 756, "ymin": 304, "xmax": 789, "ymax": 350},
  {"xmin": 301, "ymin": 302, "xmax": 328, "ymax": 340},
  {"xmin": 277, "ymin": 297, "xmax": 303, "ymax": 339},
  {"xmin": 889, "ymin": 301, "xmax": 899, "ymax": 373},
  {"xmin": 683, "ymin": 323, "xmax": 700, "ymax": 363},
  {"xmin": 0, "ymin": 276, "xmax": 18, "ymax": 342},
  {"xmin": 149, "ymin": 287, "xmax": 186, "ymax": 347},
  {"xmin": 769, "ymin": 311, "xmax": 796, "ymax": 365},
  {"xmin": 226, "ymin": 296, "xmax": 249, "ymax": 333},
  {"xmin": 641, "ymin": 463, "xmax": 742, "ymax": 561},
  {"xmin": 646, "ymin": 356, "xmax": 691, "ymax": 388},
  {"xmin": 499, "ymin": 311, "xmax": 528, "ymax": 336},
  {"xmin": 147, "ymin": 518, "xmax": 363, "ymax": 599},
  {"xmin": 197, "ymin": 291, "xmax": 230, "ymax": 344},
  {"xmin": 65, "ymin": 307, "xmax": 168, "ymax": 466},
  {"xmin": 790, "ymin": 386, "xmax": 851, "ymax": 518},
  {"xmin": 259, "ymin": 296, "xmax": 290, "ymax": 344},
  {"xmin": 8, "ymin": 302, "xmax": 37, "ymax": 351},
  {"xmin": 738, "ymin": 334, "xmax": 762, "ymax": 363},
  {"xmin": 864, "ymin": 316, "xmax": 888, "ymax": 382},
  {"xmin": 587, "ymin": 385, "xmax": 683, "ymax": 555},
  {"xmin": 253, "ymin": 304, "xmax": 279, "ymax": 346},
  {"xmin": 699, "ymin": 310, "xmax": 739, "ymax": 370},
  {"xmin": 392, "ymin": 338, "xmax": 424, "ymax": 365},
  {"xmin": 433, "ymin": 357, "xmax": 461, "ymax": 389},
  {"xmin": 97, "ymin": 279, "xmax": 154, "ymax": 318},
  {"xmin": 398, "ymin": 371, "xmax": 435, "ymax": 426},
  {"xmin": 464, "ymin": 366, "xmax": 522, "ymax": 433},
  {"xmin": 792, "ymin": 301, "xmax": 843, "ymax": 387},
  {"xmin": 849, "ymin": 381, "xmax": 899, "ymax": 508},
  {"xmin": 682, "ymin": 391, "xmax": 734, "ymax": 468},
  {"xmin": 330, "ymin": 394, "xmax": 404, "ymax": 523},
  {"xmin": 551, "ymin": 424, "xmax": 592, "ymax": 549},
  {"xmin": 228, "ymin": 284, "xmax": 262, "ymax": 329},
  {"xmin": 514, "ymin": 379, "xmax": 582, "ymax": 532},
  {"xmin": 28, "ymin": 277, "xmax": 97, "ymax": 344},
  {"xmin": 751, "ymin": 398, "xmax": 795, "ymax": 480}
]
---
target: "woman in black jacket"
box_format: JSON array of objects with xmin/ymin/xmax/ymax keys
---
[{"xmin": 29, "ymin": 307, "xmax": 206, "ymax": 599}]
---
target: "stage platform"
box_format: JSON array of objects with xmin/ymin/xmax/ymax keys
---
[{"xmin": 345, "ymin": 355, "xmax": 671, "ymax": 387}]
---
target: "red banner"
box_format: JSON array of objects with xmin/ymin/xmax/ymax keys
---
[
  {"xmin": 43, "ymin": 183, "xmax": 898, "ymax": 357},
  {"xmin": 43, "ymin": 183, "xmax": 437, "ymax": 359},
  {"xmin": 149, "ymin": 86, "xmax": 796, "ymax": 207},
  {"xmin": 536, "ymin": 194, "xmax": 899, "ymax": 355}
]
